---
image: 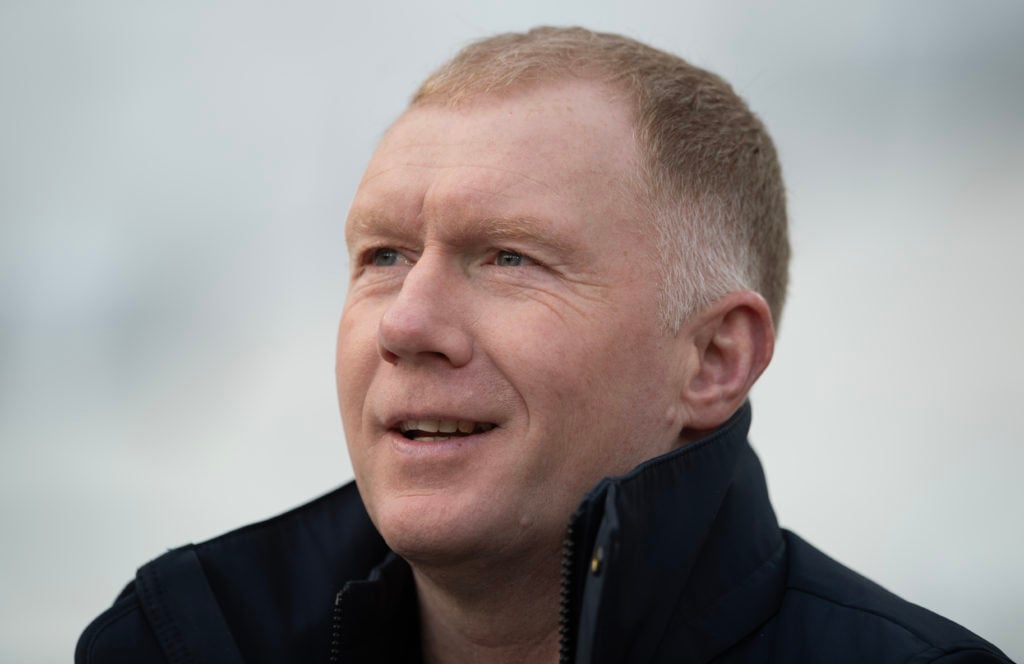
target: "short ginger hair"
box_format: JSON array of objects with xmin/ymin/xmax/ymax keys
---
[{"xmin": 412, "ymin": 26, "xmax": 790, "ymax": 331}]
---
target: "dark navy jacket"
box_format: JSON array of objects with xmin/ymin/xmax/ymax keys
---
[{"xmin": 77, "ymin": 404, "xmax": 1012, "ymax": 663}]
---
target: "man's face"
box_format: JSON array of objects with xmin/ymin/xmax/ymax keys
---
[{"xmin": 337, "ymin": 80, "xmax": 691, "ymax": 565}]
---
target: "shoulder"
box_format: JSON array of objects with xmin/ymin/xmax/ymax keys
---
[
  {"xmin": 773, "ymin": 531, "xmax": 1010, "ymax": 663},
  {"xmin": 76, "ymin": 482, "xmax": 388, "ymax": 663},
  {"xmin": 75, "ymin": 586, "xmax": 164, "ymax": 663}
]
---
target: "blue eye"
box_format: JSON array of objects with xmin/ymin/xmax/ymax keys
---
[
  {"xmin": 371, "ymin": 248, "xmax": 401, "ymax": 266},
  {"xmin": 495, "ymin": 250, "xmax": 526, "ymax": 267}
]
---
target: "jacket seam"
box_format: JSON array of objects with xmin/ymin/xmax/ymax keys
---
[
  {"xmin": 661, "ymin": 540, "xmax": 786, "ymax": 662},
  {"xmin": 785, "ymin": 585, "xmax": 938, "ymax": 650},
  {"xmin": 911, "ymin": 646, "xmax": 1011, "ymax": 664},
  {"xmin": 698, "ymin": 539, "xmax": 787, "ymax": 620},
  {"xmin": 80, "ymin": 599, "xmax": 142, "ymax": 663},
  {"xmin": 140, "ymin": 556, "xmax": 192, "ymax": 664},
  {"xmin": 903, "ymin": 645, "xmax": 944, "ymax": 664}
]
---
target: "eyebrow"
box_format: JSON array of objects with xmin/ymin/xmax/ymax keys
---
[
  {"xmin": 346, "ymin": 212, "xmax": 584, "ymax": 259},
  {"xmin": 465, "ymin": 215, "xmax": 581, "ymax": 257},
  {"xmin": 345, "ymin": 211, "xmax": 396, "ymax": 246}
]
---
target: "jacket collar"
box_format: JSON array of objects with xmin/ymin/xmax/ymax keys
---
[
  {"xmin": 332, "ymin": 551, "xmax": 421, "ymax": 662},
  {"xmin": 336, "ymin": 402, "xmax": 786, "ymax": 664},
  {"xmin": 563, "ymin": 401, "xmax": 786, "ymax": 664}
]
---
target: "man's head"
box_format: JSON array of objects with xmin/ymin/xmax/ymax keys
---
[
  {"xmin": 412, "ymin": 26, "xmax": 789, "ymax": 331},
  {"xmin": 336, "ymin": 27, "xmax": 787, "ymax": 569}
]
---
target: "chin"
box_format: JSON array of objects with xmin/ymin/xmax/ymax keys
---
[
  {"xmin": 370, "ymin": 494, "xmax": 484, "ymax": 562},
  {"xmin": 374, "ymin": 490, "xmax": 545, "ymax": 570}
]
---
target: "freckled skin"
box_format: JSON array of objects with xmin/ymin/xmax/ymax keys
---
[{"xmin": 336, "ymin": 80, "xmax": 692, "ymax": 570}]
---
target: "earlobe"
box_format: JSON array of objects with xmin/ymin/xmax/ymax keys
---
[{"xmin": 679, "ymin": 291, "xmax": 775, "ymax": 434}]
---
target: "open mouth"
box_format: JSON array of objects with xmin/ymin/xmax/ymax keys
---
[{"xmin": 398, "ymin": 420, "xmax": 496, "ymax": 442}]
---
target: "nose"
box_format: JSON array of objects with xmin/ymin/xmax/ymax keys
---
[{"xmin": 377, "ymin": 254, "xmax": 473, "ymax": 367}]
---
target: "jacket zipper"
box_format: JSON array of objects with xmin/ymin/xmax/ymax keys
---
[
  {"xmin": 331, "ymin": 516, "xmax": 587, "ymax": 663},
  {"xmin": 329, "ymin": 588, "xmax": 345, "ymax": 663},
  {"xmin": 558, "ymin": 518, "xmax": 578, "ymax": 664}
]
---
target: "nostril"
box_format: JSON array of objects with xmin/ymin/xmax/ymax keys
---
[
  {"xmin": 375, "ymin": 272, "xmax": 473, "ymax": 367},
  {"xmin": 376, "ymin": 312, "xmax": 474, "ymax": 367}
]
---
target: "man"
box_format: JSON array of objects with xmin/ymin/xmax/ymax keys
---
[{"xmin": 77, "ymin": 27, "xmax": 1010, "ymax": 663}]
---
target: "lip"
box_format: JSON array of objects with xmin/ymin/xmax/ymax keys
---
[
  {"xmin": 384, "ymin": 412, "xmax": 499, "ymax": 429},
  {"xmin": 385, "ymin": 426, "xmax": 497, "ymax": 458}
]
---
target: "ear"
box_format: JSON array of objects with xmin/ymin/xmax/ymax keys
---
[{"xmin": 678, "ymin": 290, "xmax": 775, "ymax": 435}]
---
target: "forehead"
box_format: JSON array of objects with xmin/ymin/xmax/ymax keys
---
[{"xmin": 347, "ymin": 80, "xmax": 642, "ymax": 241}]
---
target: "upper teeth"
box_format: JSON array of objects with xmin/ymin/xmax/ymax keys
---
[{"xmin": 399, "ymin": 420, "xmax": 488, "ymax": 434}]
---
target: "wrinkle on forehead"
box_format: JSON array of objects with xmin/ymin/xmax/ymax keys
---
[{"xmin": 347, "ymin": 79, "xmax": 647, "ymax": 250}]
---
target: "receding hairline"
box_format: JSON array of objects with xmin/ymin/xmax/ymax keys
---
[
  {"xmin": 411, "ymin": 27, "xmax": 663, "ymax": 107},
  {"xmin": 403, "ymin": 26, "xmax": 790, "ymax": 330}
]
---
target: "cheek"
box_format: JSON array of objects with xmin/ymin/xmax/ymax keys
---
[
  {"xmin": 515, "ymin": 318, "xmax": 678, "ymax": 452},
  {"xmin": 494, "ymin": 316, "xmax": 638, "ymax": 444},
  {"xmin": 335, "ymin": 303, "xmax": 381, "ymax": 421}
]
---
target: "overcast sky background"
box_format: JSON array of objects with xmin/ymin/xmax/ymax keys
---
[{"xmin": 2, "ymin": 1, "xmax": 1022, "ymax": 661}]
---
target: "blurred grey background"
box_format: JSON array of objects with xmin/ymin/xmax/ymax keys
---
[{"xmin": 2, "ymin": 1, "xmax": 1022, "ymax": 661}]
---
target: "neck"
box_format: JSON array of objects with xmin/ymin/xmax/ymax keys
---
[{"xmin": 410, "ymin": 545, "xmax": 563, "ymax": 664}]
